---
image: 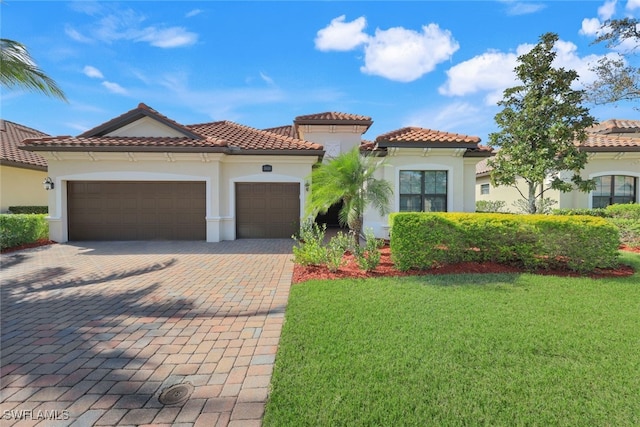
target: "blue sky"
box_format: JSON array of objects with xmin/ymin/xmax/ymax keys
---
[{"xmin": 2, "ymin": 1, "xmax": 639, "ymax": 144}]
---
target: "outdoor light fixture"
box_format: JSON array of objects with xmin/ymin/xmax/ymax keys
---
[
  {"xmin": 43, "ymin": 177, "xmax": 55, "ymax": 191},
  {"xmin": 305, "ymin": 181, "xmax": 310, "ymax": 192}
]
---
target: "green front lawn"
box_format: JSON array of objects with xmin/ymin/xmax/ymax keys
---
[{"xmin": 264, "ymin": 252, "xmax": 640, "ymax": 426}]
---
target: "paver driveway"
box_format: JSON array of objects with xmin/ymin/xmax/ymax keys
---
[{"xmin": 0, "ymin": 240, "xmax": 294, "ymax": 426}]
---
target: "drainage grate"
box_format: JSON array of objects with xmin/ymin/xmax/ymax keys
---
[{"xmin": 158, "ymin": 382, "xmax": 194, "ymax": 406}]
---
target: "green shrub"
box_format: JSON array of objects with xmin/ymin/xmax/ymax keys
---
[
  {"xmin": 609, "ymin": 218, "xmax": 640, "ymax": 248},
  {"xmin": 390, "ymin": 212, "xmax": 619, "ymax": 273},
  {"xmin": 0, "ymin": 214, "xmax": 49, "ymax": 250},
  {"xmin": 325, "ymin": 231, "xmax": 352, "ymax": 272},
  {"xmin": 476, "ymin": 200, "xmax": 507, "ymax": 213},
  {"xmin": 605, "ymin": 203, "xmax": 640, "ymax": 220},
  {"xmin": 8, "ymin": 206, "xmax": 48, "ymax": 214},
  {"xmin": 552, "ymin": 208, "xmax": 608, "ymax": 217},
  {"xmin": 352, "ymin": 228, "xmax": 384, "ymax": 272},
  {"xmin": 292, "ymin": 222, "xmax": 327, "ymax": 266}
]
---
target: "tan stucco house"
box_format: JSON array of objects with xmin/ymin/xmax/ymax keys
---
[
  {"xmin": 0, "ymin": 120, "xmax": 49, "ymax": 213},
  {"xmin": 476, "ymin": 119, "xmax": 640, "ymax": 212},
  {"xmin": 20, "ymin": 103, "xmax": 490, "ymax": 242}
]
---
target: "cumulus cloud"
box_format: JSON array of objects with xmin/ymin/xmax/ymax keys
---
[
  {"xmin": 580, "ymin": 18, "xmax": 603, "ymax": 36},
  {"xmin": 440, "ymin": 39, "xmax": 607, "ymax": 105},
  {"xmin": 186, "ymin": 9, "xmax": 202, "ymax": 18},
  {"xmin": 102, "ymin": 81, "xmax": 128, "ymax": 95},
  {"xmin": 83, "ymin": 65, "xmax": 104, "ymax": 79},
  {"xmin": 361, "ymin": 24, "xmax": 459, "ymax": 82},
  {"xmin": 579, "ymin": 0, "xmax": 616, "ymax": 36},
  {"xmin": 316, "ymin": 16, "xmax": 459, "ymax": 82},
  {"xmin": 315, "ymin": 15, "xmax": 369, "ymax": 51},
  {"xmin": 598, "ymin": 0, "xmax": 617, "ymax": 20}
]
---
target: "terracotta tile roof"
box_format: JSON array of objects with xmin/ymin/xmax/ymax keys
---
[
  {"xmin": 294, "ymin": 111, "xmax": 373, "ymax": 126},
  {"xmin": 0, "ymin": 120, "xmax": 48, "ymax": 169},
  {"xmin": 22, "ymin": 135, "xmax": 227, "ymax": 150},
  {"xmin": 189, "ymin": 121, "xmax": 323, "ymax": 152},
  {"xmin": 588, "ymin": 119, "xmax": 640, "ymax": 135},
  {"xmin": 376, "ymin": 127, "xmax": 481, "ymax": 146},
  {"xmin": 579, "ymin": 134, "xmax": 640, "ymax": 150},
  {"xmin": 263, "ymin": 125, "xmax": 297, "ymax": 138},
  {"xmin": 79, "ymin": 103, "xmax": 204, "ymax": 139},
  {"xmin": 475, "ymin": 158, "xmax": 493, "ymax": 176}
]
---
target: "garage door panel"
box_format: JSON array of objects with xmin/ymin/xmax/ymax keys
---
[
  {"xmin": 68, "ymin": 181, "xmax": 206, "ymax": 241},
  {"xmin": 236, "ymin": 182, "xmax": 299, "ymax": 239}
]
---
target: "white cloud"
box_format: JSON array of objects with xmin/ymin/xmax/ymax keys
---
[
  {"xmin": 403, "ymin": 102, "xmax": 485, "ymax": 134},
  {"xmin": 259, "ymin": 72, "xmax": 275, "ymax": 86},
  {"xmin": 67, "ymin": 5, "xmax": 198, "ymax": 48},
  {"xmin": 136, "ymin": 27, "xmax": 197, "ymax": 48},
  {"xmin": 83, "ymin": 65, "xmax": 104, "ymax": 79},
  {"xmin": 598, "ymin": 0, "xmax": 617, "ymax": 20},
  {"xmin": 316, "ymin": 16, "xmax": 459, "ymax": 82},
  {"xmin": 580, "ymin": 18, "xmax": 603, "ymax": 36},
  {"xmin": 186, "ymin": 9, "xmax": 202, "ymax": 18},
  {"xmin": 361, "ymin": 24, "xmax": 459, "ymax": 82},
  {"xmin": 102, "ymin": 81, "xmax": 128, "ymax": 95},
  {"xmin": 440, "ymin": 39, "xmax": 607, "ymax": 105},
  {"xmin": 315, "ymin": 15, "xmax": 369, "ymax": 51},
  {"xmin": 627, "ymin": 0, "xmax": 640, "ymax": 10},
  {"xmin": 502, "ymin": 1, "xmax": 547, "ymax": 16}
]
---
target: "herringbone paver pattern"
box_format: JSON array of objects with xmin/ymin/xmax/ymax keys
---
[{"xmin": 0, "ymin": 240, "xmax": 293, "ymax": 426}]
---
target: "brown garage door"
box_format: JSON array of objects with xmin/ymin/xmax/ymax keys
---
[
  {"xmin": 68, "ymin": 181, "xmax": 206, "ymax": 241},
  {"xmin": 236, "ymin": 182, "xmax": 300, "ymax": 238}
]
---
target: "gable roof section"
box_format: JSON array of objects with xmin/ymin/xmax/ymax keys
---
[
  {"xmin": 579, "ymin": 134, "xmax": 640, "ymax": 151},
  {"xmin": 79, "ymin": 103, "xmax": 204, "ymax": 139},
  {"xmin": 0, "ymin": 120, "xmax": 48, "ymax": 170},
  {"xmin": 588, "ymin": 119, "xmax": 640, "ymax": 135},
  {"xmin": 262, "ymin": 125, "xmax": 296, "ymax": 138},
  {"xmin": 21, "ymin": 104, "xmax": 324, "ymax": 156},
  {"xmin": 375, "ymin": 127, "xmax": 488, "ymax": 157}
]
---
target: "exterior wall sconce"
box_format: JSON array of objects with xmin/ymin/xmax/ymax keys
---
[
  {"xmin": 43, "ymin": 177, "xmax": 55, "ymax": 191},
  {"xmin": 305, "ymin": 181, "xmax": 310, "ymax": 192}
]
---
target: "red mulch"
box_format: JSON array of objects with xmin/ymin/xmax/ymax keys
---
[
  {"xmin": 1, "ymin": 239, "xmax": 56, "ymax": 254},
  {"xmin": 292, "ymin": 246, "xmax": 637, "ymax": 283}
]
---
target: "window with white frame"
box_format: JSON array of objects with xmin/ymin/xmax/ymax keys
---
[
  {"xmin": 399, "ymin": 170, "xmax": 447, "ymax": 212},
  {"xmin": 480, "ymin": 183, "xmax": 490, "ymax": 195},
  {"xmin": 592, "ymin": 175, "xmax": 637, "ymax": 208}
]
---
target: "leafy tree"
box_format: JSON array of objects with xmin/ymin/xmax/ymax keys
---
[
  {"xmin": 587, "ymin": 18, "xmax": 640, "ymax": 106},
  {"xmin": 0, "ymin": 38, "xmax": 67, "ymax": 100},
  {"xmin": 488, "ymin": 32, "xmax": 595, "ymax": 214},
  {"xmin": 306, "ymin": 147, "xmax": 392, "ymax": 241}
]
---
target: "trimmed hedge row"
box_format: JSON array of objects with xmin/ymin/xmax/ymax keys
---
[
  {"xmin": 8, "ymin": 206, "xmax": 48, "ymax": 214},
  {"xmin": 390, "ymin": 212, "xmax": 620, "ymax": 273},
  {"xmin": 0, "ymin": 214, "xmax": 49, "ymax": 250}
]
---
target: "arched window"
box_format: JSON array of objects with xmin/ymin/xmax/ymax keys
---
[{"xmin": 592, "ymin": 175, "xmax": 637, "ymax": 208}]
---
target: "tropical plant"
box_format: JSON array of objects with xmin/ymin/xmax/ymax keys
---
[
  {"xmin": 488, "ymin": 32, "xmax": 595, "ymax": 214},
  {"xmin": 0, "ymin": 38, "xmax": 66, "ymax": 100},
  {"xmin": 306, "ymin": 147, "xmax": 392, "ymax": 241}
]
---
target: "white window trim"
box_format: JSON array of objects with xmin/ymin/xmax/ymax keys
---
[
  {"xmin": 588, "ymin": 171, "xmax": 640, "ymax": 208},
  {"xmin": 395, "ymin": 164, "xmax": 453, "ymax": 213}
]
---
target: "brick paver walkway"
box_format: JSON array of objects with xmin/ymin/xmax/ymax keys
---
[{"xmin": 0, "ymin": 240, "xmax": 294, "ymax": 426}]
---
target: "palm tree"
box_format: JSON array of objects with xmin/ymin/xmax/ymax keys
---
[
  {"xmin": 306, "ymin": 147, "xmax": 392, "ymax": 241},
  {"xmin": 0, "ymin": 38, "xmax": 66, "ymax": 100}
]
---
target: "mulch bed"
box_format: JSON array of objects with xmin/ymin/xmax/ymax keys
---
[
  {"xmin": 292, "ymin": 246, "xmax": 637, "ymax": 283},
  {"xmin": 1, "ymin": 239, "xmax": 57, "ymax": 254}
]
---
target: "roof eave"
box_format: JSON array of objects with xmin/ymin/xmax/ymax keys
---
[
  {"xmin": 0, "ymin": 159, "xmax": 47, "ymax": 171},
  {"xmin": 377, "ymin": 141, "xmax": 480, "ymax": 149}
]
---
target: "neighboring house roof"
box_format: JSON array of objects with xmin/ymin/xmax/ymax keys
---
[
  {"xmin": 475, "ymin": 120, "xmax": 640, "ymax": 175},
  {"xmin": 294, "ymin": 112, "xmax": 373, "ymax": 126},
  {"xmin": 21, "ymin": 104, "xmax": 324, "ymax": 156},
  {"xmin": 588, "ymin": 119, "xmax": 640, "ymax": 135},
  {"xmin": 0, "ymin": 119, "xmax": 48, "ymax": 170}
]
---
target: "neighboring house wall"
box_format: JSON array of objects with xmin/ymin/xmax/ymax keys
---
[
  {"xmin": 475, "ymin": 175, "xmax": 561, "ymax": 212},
  {"xmin": 41, "ymin": 152, "xmax": 315, "ymax": 243},
  {"xmin": 0, "ymin": 165, "xmax": 48, "ymax": 212},
  {"xmin": 298, "ymin": 125, "xmax": 368, "ymax": 159}
]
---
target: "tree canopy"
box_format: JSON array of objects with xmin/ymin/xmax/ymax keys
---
[
  {"xmin": 0, "ymin": 38, "xmax": 67, "ymax": 100},
  {"xmin": 586, "ymin": 18, "xmax": 640, "ymax": 106},
  {"xmin": 488, "ymin": 32, "xmax": 595, "ymax": 214}
]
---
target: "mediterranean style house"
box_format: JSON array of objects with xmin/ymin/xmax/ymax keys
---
[
  {"xmin": 476, "ymin": 119, "xmax": 640, "ymax": 212},
  {"xmin": 20, "ymin": 103, "xmax": 491, "ymax": 242},
  {"xmin": 0, "ymin": 120, "xmax": 49, "ymax": 212}
]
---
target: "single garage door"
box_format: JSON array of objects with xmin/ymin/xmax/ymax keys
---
[
  {"xmin": 68, "ymin": 181, "xmax": 206, "ymax": 241},
  {"xmin": 236, "ymin": 182, "xmax": 300, "ymax": 238}
]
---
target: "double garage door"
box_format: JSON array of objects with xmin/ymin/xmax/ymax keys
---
[{"xmin": 67, "ymin": 181, "xmax": 299, "ymax": 240}]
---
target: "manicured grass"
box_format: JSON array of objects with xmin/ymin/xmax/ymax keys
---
[{"xmin": 264, "ymin": 252, "xmax": 640, "ymax": 426}]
